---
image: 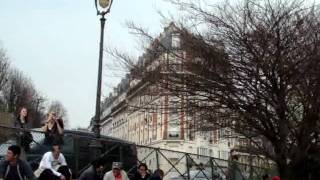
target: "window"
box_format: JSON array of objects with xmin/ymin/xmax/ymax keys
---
[
  {"xmin": 168, "ymin": 119, "xmax": 180, "ymax": 139},
  {"xmin": 172, "ymin": 34, "xmax": 180, "ymax": 48},
  {"xmin": 168, "ymin": 129, "xmax": 179, "ymax": 139},
  {"xmin": 209, "ymin": 149, "xmax": 213, "ymax": 157},
  {"xmin": 168, "ymin": 104, "xmax": 180, "ymax": 140},
  {"xmin": 189, "ymin": 124, "xmax": 195, "ymax": 140},
  {"xmin": 198, "ymin": 147, "xmax": 208, "ymax": 156},
  {"xmin": 221, "ymin": 151, "xmax": 229, "ymax": 160},
  {"xmin": 197, "ymin": 148, "xmax": 200, "ymax": 158}
]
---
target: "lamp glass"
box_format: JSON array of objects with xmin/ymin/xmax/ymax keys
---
[{"xmin": 99, "ymin": 0, "xmax": 110, "ymax": 8}]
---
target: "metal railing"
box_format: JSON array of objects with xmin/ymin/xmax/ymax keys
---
[
  {"xmin": 131, "ymin": 145, "xmax": 271, "ymax": 180},
  {"xmin": 0, "ymin": 124, "xmax": 137, "ymax": 177},
  {"xmin": 0, "ymin": 124, "xmax": 272, "ymax": 179}
]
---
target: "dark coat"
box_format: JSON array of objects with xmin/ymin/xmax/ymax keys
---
[
  {"xmin": 79, "ymin": 166, "xmax": 103, "ymax": 180},
  {"xmin": 43, "ymin": 120, "xmax": 64, "ymax": 145},
  {"xmin": 131, "ymin": 172, "xmax": 150, "ymax": 180},
  {"xmin": 0, "ymin": 159, "xmax": 36, "ymax": 180},
  {"xmin": 149, "ymin": 177, "xmax": 161, "ymax": 180},
  {"xmin": 12, "ymin": 117, "xmax": 33, "ymax": 151}
]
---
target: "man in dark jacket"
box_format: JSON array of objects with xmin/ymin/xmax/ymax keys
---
[
  {"xmin": 78, "ymin": 158, "xmax": 105, "ymax": 180},
  {"xmin": 0, "ymin": 145, "xmax": 36, "ymax": 180},
  {"xmin": 132, "ymin": 163, "xmax": 150, "ymax": 180},
  {"xmin": 149, "ymin": 169, "xmax": 164, "ymax": 180}
]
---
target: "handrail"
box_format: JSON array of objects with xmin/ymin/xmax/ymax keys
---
[
  {"xmin": 0, "ymin": 124, "xmax": 268, "ymax": 169},
  {"xmin": 136, "ymin": 144, "xmax": 267, "ymax": 170},
  {"xmin": 0, "ymin": 124, "xmax": 135, "ymax": 145},
  {"xmin": 0, "ymin": 124, "xmax": 270, "ymax": 179}
]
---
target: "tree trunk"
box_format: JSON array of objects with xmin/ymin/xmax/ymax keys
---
[{"xmin": 277, "ymin": 158, "xmax": 319, "ymax": 180}]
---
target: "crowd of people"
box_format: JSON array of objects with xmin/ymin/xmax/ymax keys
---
[
  {"xmin": 11, "ymin": 107, "xmax": 65, "ymax": 156},
  {"xmin": 0, "ymin": 107, "xmax": 281, "ymax": 180},
  {"xmin": 0, "ymin": 143, "xmax": 164, "ymax": 180},
  {"xmin": 77, "ymin": 160, "xmax": 164, "ymax": 180},
  {"xmin": 0, "ymin": 107, "xmax": 166, "ymax": 180}
]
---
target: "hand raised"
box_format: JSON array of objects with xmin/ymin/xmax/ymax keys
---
[{"xmin": 60, "ymin": 175, "xmax": 66, "ymax": 180}]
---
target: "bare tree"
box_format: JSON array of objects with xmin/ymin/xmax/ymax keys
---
[
  {"xmin": 111, "ymin": 0, "xmax": 320, "ymax": 179},
  {"xmin": 0, "ymin": 67, "xmax": 45, "ymax": 127},
  {"xmin": 0, "ymin": 47, "xmax": 10, "ymax": 96},
  {"xmin": 0, "ymin": 45, "xmax": 46, "ymax": 127},
  {"xmin": 3, "ymin": 69, "xmax": 33, "ymax": 112}
]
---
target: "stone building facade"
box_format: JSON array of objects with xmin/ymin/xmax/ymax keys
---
[{"xmin": 98, "ymin": 23, "xmax": 237, "ymax": 162}]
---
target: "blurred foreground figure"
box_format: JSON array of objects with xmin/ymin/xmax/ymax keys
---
[{"xmin": 0, "ymin": 145, "xmax": 36, "ymax": 180}]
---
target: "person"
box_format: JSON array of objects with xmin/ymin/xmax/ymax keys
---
[
  {"xmin": 132, "ymin": 163, "xmax": 150, "ymax": 180},
  {"xmin": 0, "ymin": 145, "xmax": 36, "ymax": 180},
  {"xmin": 34, "ymin": 144, "xmax": 71, "ymax": 180},
  {"xmin": 149, "ymin": 169, "xmax": 164, "ymax": 180},
  {"xmin": 227, "ymin": 154, "xmax": 243, "ymax": 180},
  {"xmin": 42, "ymin": 112, "xmax": 64, "ymax": 145},
  {"xmin": 103, "ymin": 162, "xmax": 129, "ymax": 180},
  {"xmin": 12, "ymin": 107, "xmax": 33, "ymax": 156},
  {"xmin": 78, "ymin": 158, "xmax": 105, "ymax": 180},
  {"xmin": 262, "ymin": 174, "xmax": 271, "ymax": 180}
]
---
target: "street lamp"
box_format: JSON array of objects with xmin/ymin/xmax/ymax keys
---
[{"xmin": 92, "ymin": 0, "xmax": 113, "ymax": 138}]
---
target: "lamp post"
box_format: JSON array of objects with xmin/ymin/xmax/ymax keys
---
[
  {"xmin": 89, "ymin": 0, "xmax": 114, "ymax": 161},
  {"xmin": 93, "ymin": 0, "xmax": 113, "ymax": 138}
]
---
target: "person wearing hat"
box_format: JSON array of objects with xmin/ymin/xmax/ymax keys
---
[{"xmin": 103, "ymin": 162, "xmax": 129, "ymax": 180}]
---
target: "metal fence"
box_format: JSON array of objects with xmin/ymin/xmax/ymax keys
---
[
  {"xmin": 0, "ymin": 124, "xmax": 138, "ymax": 177},
  {"xmin": 130, "ymin": 145, "xmax": 271, "ymax": 180},
  {"xmin": 0, "ymin": 124, "xmax": 273, "ymax": 180},
  {"xmin": 0, "ymin": 125, "xmax": 53, "ymax": 162}
]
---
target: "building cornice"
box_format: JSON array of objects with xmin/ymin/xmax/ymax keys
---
[{"xmin": 111, "ymin": 99, "xmax": 127, "ymax": 116}]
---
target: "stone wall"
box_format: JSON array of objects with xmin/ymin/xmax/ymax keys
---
[{"xmin": 0, "ymin": 112, "xmax": 13, "ymax": 143}]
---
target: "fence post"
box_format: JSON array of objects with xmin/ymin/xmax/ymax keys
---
[
  {"xmin": 186, "ymin": 153, "xmax": 191, "ymax": 180},
  {"xmin": 210, "ymin": 157, "xmax": 215, "ymax": 180},
  {"xmin": 156, "ymin": 148, "xmax": 160, "ymax": 170},
  {"xmin": 74, "ymin": 136, "xmax": 79, "ymax": 177},
  {"xmin": 249, "ymin": 153, "xmax": 253, "ymax": 180}
]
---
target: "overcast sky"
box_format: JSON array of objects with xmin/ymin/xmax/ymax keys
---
[{"xmin": 0, "ymin": 0, "xmax": 176, "ymax": 128}]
